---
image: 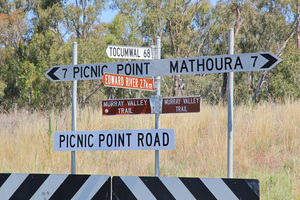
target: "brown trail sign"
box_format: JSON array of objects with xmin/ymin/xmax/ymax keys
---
[{"xmin": 102, "ymin": 96, "xmax": 200, "ymax": 116}]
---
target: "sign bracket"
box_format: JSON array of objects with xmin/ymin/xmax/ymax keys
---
[{"xmin": 149, "ymin": 95, "xmax": 163, "ymax": 114}]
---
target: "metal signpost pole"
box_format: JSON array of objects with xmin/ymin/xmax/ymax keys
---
[
  {"xmin": 155, "ymin": 36, "xmax": 161, "ymax": 177},
  {"xmin": 71, "ymin": 42, "xmax": 77, "ymax": 174},
  {"xmin": 227, "ymin": 28, "xmax": 234, "ymax": 178}
]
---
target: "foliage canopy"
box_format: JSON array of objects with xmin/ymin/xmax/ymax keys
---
[{"xmin": 0, "ymin": 0, "xmax": 299, "ymax": 112}]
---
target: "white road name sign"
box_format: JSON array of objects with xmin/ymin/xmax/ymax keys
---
[
  {"xmin": 45, "ymin": 52, "xmax": 281, "ymax": 81},
  {"xmin": 54, "ymin": 129, "xmax": 175, "ymax": 151},
  {"xmin": 106, "ymin": 45, "xmax": 153, "ymax": 60}
]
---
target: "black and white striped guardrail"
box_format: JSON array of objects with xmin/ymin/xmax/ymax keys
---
[
  {"xmin": 1, "ymin": 174, "xmax": 259, "ymax": 200},
  {"xmin": 0, "ymin": 173, "xmax": 110, "ymax": 200},
  {"xmin": 112, "ymin": 176, "xmax": 259, "ymax": 200}
]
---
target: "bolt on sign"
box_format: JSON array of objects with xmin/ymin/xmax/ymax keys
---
[{"xmin": 102, "ymin": 73, "xmax": 154, "ymax": 91}]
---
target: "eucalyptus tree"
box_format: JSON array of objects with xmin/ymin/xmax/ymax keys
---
[
  {"xmin": 0, "ymin": 0, "xmax": 31, "ymax": 111},
  {"xmin": 140, "ymin": 0, "xmax": 212, "ymax": 97},
  {"xmin": 104, "ymin": 0, "xmax": 153, "ymax": 99},
  {"xmin": 108, "ymin": 0, "xmax": 212, "ymax": 98},
  {"xmin": 63, "ymin": 0, "xmax": 106, "ymax": 39},
  {"xmin": 209, "ymin": 0, "xmax": 296, "ymax": 104},
  {"xmin": 242, "ymin": 0, "xmax": 296, "ymax": 102}
]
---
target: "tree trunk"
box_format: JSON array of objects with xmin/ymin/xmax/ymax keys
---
[
  {"xmin": 252, "ymin": 71, "xmax": 266, "ymax": 102},
  {"xmin": 252, "ymin": 30, "xmax": 294, "ymax": 103},
  {"xmin": 173, "ymin": 75, "xmax": 179, "ymax": 96},
  {"xmin": 221, "ymin": 73, "xmax": 227, "ymax": 103}
]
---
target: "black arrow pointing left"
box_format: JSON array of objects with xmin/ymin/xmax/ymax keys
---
[
  {"xmin": 47, "ymin": 67, "xmax": 60, "ymax": 80},
  {"xmin": 260, "ymin": 53, "xmax": 279, "ymax": 69}
]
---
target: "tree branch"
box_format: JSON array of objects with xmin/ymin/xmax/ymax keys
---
[{"xmin": 252, "ymin": 30, "xmax": 295, "ymax": 102}]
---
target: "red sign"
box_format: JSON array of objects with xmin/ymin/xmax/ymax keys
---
[
  {"xmin": 162, "ymin": 96, "xmax": 200, "ymax": 113},
  {"xmin": 102, "ymin": 98, "xmax": 151, "ymax": 115},
  {"xmin": 102, "ymin": 73, "xmax": 154, "ymax": 91}
]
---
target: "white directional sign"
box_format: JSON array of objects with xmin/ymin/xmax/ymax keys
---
[
  {"xmin": 54, "ymin": 129, "xmax": 175, "ymax": 151},
  {"xmin": 155, "ymin": 52, "xmax": 282, "ymax": 76},
  {"xmin": 45, "ymin": 52, "xmax": 281, "ymax": 81},
  {"xmin": 45, "ymin": 60, "xmax": 152, "ymax": 82},
  {"xmin": 106, "ymin": 45, "xmax": 153, "ymax": 60}
]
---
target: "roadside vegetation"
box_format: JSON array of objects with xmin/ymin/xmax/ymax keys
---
[
  {"xmin": 1, "ymin": 0, "xmax": 300, "ymax": 112},
  {"xmin": 0, "ymin": 100, "xmax": 299, "ymax": 199}
]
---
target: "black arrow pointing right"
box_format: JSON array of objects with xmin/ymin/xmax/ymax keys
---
[
  {"xmin": 47, "ymin": 67, "xmax": 60, "ymax": 80},
  {"xmin": 260, "ymin": 53, "xmax": 279, "ymax": 69}
]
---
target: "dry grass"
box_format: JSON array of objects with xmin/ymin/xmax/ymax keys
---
[{"xmin": 0, "ymin": 100, "xmax": 299, "ymax": 199}]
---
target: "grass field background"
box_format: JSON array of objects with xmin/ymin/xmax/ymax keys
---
[{"xmin": 0, "ymin": 100, "xmax": 299, "ymax": 199}]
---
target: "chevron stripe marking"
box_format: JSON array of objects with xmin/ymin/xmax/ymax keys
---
[
  {"xmin": 10, "ymin": 174, "xmax": 49, "ymax": 200},
  {"xmin": 49, "ymin": 174, "xmax": 90, "ymax": 199},
  {"xmin": 201, "ymin": 178, "xmax": 239, "ymax": 200},
  {"xmin": 120, "ymin": 176, "xmax": 156, "ymax": 200},
  {"xmin": 29, "ymin": 174, "xmax": 68, "ymax": 199},
  {"xmin": 90, "ymin": 176, "xmax": 111, "ymax": 200},
  {"xmin": 180, "ymin": 178, "xmax": 217, "ymax": 199},
  {"xmin": 159, "ymin": 177, "xmax": 196, "ymax": 200},
  {"xmin": 71, "ymin": 175, "xmax": 110, "ymax": 200},
  {"xmin": 222, "ymin": 179, "xmax": 259, "ymax": 200},
  {"xmin": 112, "ymin": 176, "xmax": 136, "ymax": 200},
  {"xmin": 0, "ymin": 174, "xmax": 29, "ymax": 199},
  {"xmin": 0, "ymin": 174, "xmax": 10, "ymax": 187},
  {"xmin": 140, "ymin": 177, "xmax": 176, "ymax": 200}
]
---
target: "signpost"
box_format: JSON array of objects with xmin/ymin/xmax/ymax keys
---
[
  {"xmin": 106, "ymin": 45, "xmax": 153, "ymax": 60},
  {"xmin": 153, "ymin": 37, "xmax": 161, "ymax": 177},
  {"xmin": 102, "ymin": 96, "xmax": 200, "ymax": 116},
  {"xmin": 45, "ymin": 52, "xmax": 281, "ymax": 82},
  {"xmin": 54, "ymin": 129, "xmax": 175, "ymax": 151},
  {"xmin": 102, "ymin": 73, "xmax": 154, "ymax": 91},
  {"xmin": 71, "ymin": 42, "xmax": 77, "ymax": 174},
  {"xmin": 228, "ymin": 29, "xmax": 234, "ymax": 178},
  {"xmin": 45, "ymin": 38, "xmax": 282, "ymax": 179}
]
